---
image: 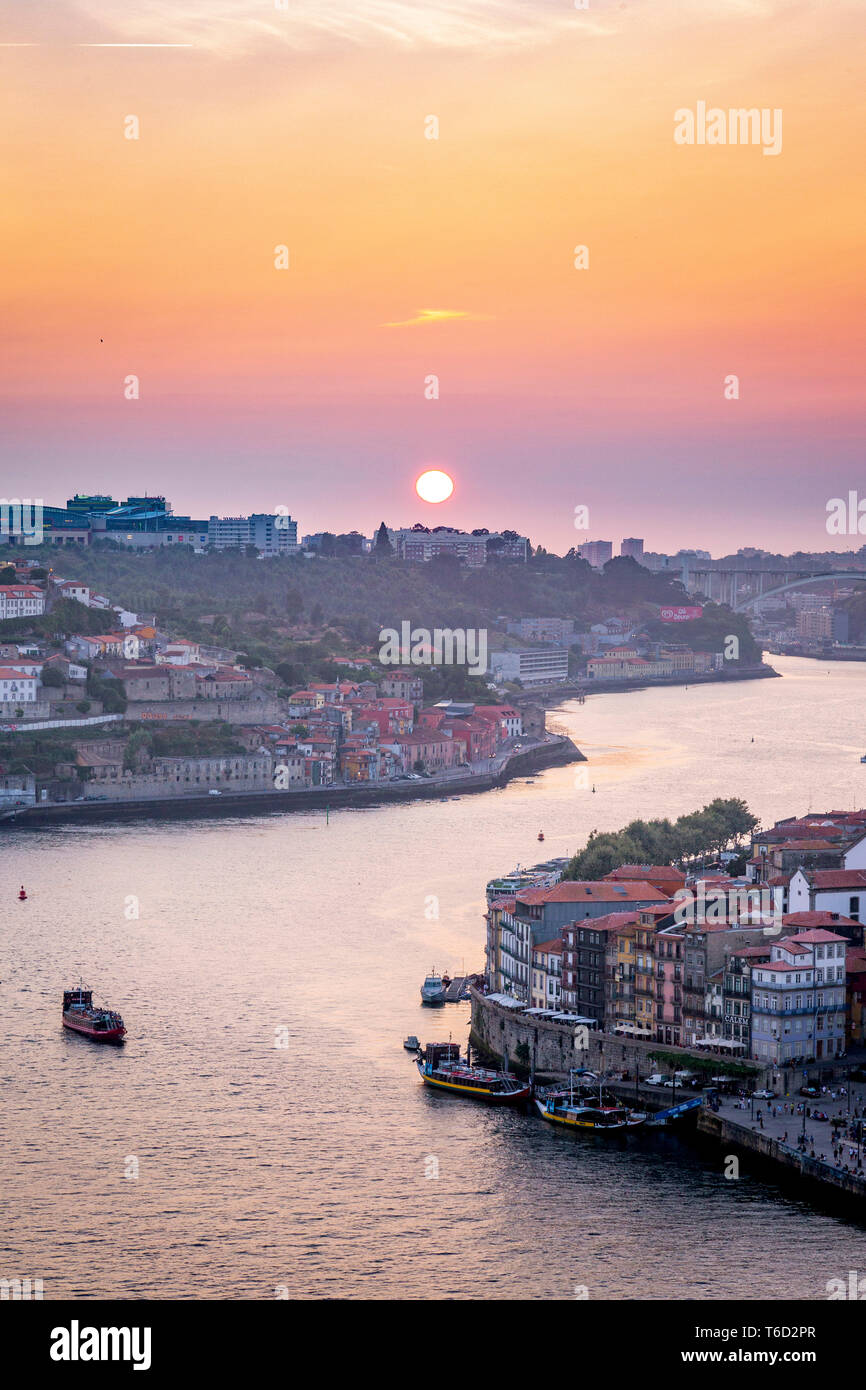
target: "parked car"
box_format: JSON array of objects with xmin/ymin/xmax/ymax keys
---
[
  {"xmin": 645, "ymin": 1074, "xmax": 666, "ymax": 1087},
  {"xmin": 800, "ymin": 1085, "xmax": 820, "ymax": 1098},
  {"xmin": 812, "ymin": 1111, "xmax": 830, "ymax": 1122},
  {"xmin": 208, "ymin": 789, "xmax": 223, "ymax": 796},
  {"xmin": 751, "ymin": 1088, "xmax": 775, "ymax": 1100}
]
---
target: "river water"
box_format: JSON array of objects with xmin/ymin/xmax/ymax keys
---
[{"xmin": 2, "ymin": 655, "xmax": 865, "ymax": 1300}]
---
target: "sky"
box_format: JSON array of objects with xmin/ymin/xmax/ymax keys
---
[{"xmin": 1, "ymin": 0, "xmax": 864, "ymax": 556}]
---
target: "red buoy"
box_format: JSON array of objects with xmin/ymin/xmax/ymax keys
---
[{"xmin": 18, "ymin": 885, "xmax": 27, "ymax": 900}]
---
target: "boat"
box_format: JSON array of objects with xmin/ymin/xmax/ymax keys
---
[
  {"xmin": 62, "ymin": 984, "xmax": 126, "ymax": 1042},
  {"xmin": 403, "ymin": 1035, "xmax": 420, "ymax": 1051},
  {"xmin": 535, "ymin": 1069, "xmax": 646, "ymax": 1131},
  {"xmin": 417, "ymin": 1043, "xmax": 530, "ymax": 1104},
  {"xmin": 420, "ymin": 969, "xmax": 447, "ymax": 1005},
  {"xmin": 861, "ymin": 755, "xmax": 866, "ymax": 764},
  {"xmin": 535, "ymin": 1094, "xmax": 646, "ymax": 1130}
]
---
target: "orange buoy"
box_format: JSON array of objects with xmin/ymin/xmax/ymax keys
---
[{"xmin": 18, "ymin": 886, "xmax": 27, "ymax": 900}]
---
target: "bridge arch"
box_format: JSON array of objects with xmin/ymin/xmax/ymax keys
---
[{"xmin": 733, "ymin": 571, "xmax": 866, "ymax": 613}]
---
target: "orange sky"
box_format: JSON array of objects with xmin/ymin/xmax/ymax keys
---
[{"xmin": 2, "ymin": 1, "xmax": 864, "ymax": 553}]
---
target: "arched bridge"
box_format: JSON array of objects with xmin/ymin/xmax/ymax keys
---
[{"xmin": 732, "ymin": 572, "xmax": 866, "ymax": 613}]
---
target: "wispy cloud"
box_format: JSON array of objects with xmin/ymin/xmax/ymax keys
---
[
  {"xmin": 53, "ymin": 0, "xmax": 607, "ymax": 54},
  {"xmin": 381, "ymin": 308, "xmax": 491, "ymax": 328}
]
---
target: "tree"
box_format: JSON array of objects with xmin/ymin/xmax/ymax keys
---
[
  {"xmin": 372, "ymin": 522, "xmax": 393, "ymax": 558},
  {"xmin": 75, "ymin": 700, "xmax": 91, "ymax": 714},
  {"xmin": 0, "ymin": 565, "xmax": 16, "ymax": 583},
  {"xmin": 124, "ymin": 728, "xmax": 153, "ymax": 771},
  {"xmin": 40, "ymin": 666, "xmax": 65, "ymax": 688}
]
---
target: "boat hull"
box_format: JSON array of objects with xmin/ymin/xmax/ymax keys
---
[
  {"xmin": 63, "ymin": 1015, "xmax": 126, "ymax": 1042},
  {"xmin": 417, "ymin": 1059, "xmax": 529, "ymax": 1104}
]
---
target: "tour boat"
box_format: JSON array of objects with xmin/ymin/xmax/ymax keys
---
[
  {"xmin": 535, "ymin": 1093, "xmax": 646, "ymax": 1130},
  {"xmin": 62, "ymin": 984, "xmax": 126, "ymax": 1042},
  {"xmin": 420, "ymin": 969, "xmax": 447, "ymax": 1005},
  {"xmin": 417, "ymin": 1044, "xmax": 530, "ymax": 1104}
]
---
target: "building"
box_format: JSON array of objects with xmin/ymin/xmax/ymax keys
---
[
  {"xmin": 0, "ymin": 585, "xmax": 45, "ymax": 621},
  {"xmin": 750, "ymin": 930, "xmax": 847, "ymax": 1064},
  {"xmin": 531, "ymin": 939, "xmax": 564, "ymax": 1009},
  {"xmin": 471, "ymin": 705, "xmax": 523, "ymax": 741},
  {"xmin": 488, "ymin": 648, "xmax": 569, "ymax": 687},
  {"xmin": 379, "ymin": 671, "xmax": 424, "ymax": 703},
  {"xmin": 562, "ymin": 915, "xmax": 630, "ymax": 1024},
  {"xmin": 796, "ymin": 609, "xmax": 832, "ymax": 641},
  {"xmin": 0, "ymin": 668, "xmax": 38, "ymax": 703},
  {"xmin": 577, "ymin": 540, "xmax": 613, "ymax": 568},
  {"xmin": 207, "ymin": 513, "xmax": 299, "ymax": 556},
  {"xmin": 788, "ymin": 868, "xmax": 866, "ymax": 923},
  {"xmin": 390, "ymin": 527, "xmax": 528, "ymax": 566},
  {"xmin": 620, "ymin": 538, "xmax": 644, "ymax": 560},
  {"xmin": 605, "ymin": 864, "xmax": 687, "ymax": 895},
  {"xmin": 504, "ymin": 617, "xmax": 575, "ymax": 643}
]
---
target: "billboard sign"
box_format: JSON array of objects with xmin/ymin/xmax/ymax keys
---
[{"xmin": 659, "ymin": 605, "xmax": 703, "ymax": 622}]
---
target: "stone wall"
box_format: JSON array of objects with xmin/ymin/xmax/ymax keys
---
[
  {"xmin": 470, "ymin": 987, "xmax": 768, "ymax": 1083},
  {"xmin": 130, "ymin": 697, "xmax": 279, "ymax": 725},
  {"xmin": 697, "ymin": 1109, "xmax": 866, "ymax": 1199}
]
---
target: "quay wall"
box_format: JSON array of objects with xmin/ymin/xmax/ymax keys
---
[
  {"xmin": 470, "ymin": 987, "xmax": 768, "ymax": 1084},
  {"xmin": 697, "ymin": 1109, "xmax": 866, "ymax": 1199},
  {"xmin": 0, "ymin": 735, "xmax": 583, "ymax": 829}
]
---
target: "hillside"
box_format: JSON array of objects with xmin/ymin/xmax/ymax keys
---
[{"xmin": 7, "ymin": 545, "xmax": 762, "ymax": 688}]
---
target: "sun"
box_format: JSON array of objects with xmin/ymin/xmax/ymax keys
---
[{"xmin": 415, "ymin": 469, "xmax": 454, "ymax": 504}]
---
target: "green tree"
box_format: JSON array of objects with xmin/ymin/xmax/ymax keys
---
[{"xmin": 373, "ymin": 522, "xmax": 393, "ymax": 558}]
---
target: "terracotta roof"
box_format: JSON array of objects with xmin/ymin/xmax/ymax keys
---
[
  {"xmin": 782, "ymin": 911, "xmax": 860, "ymax": 928},
  {"xmin": 607, "ymin": 864, "xmax": 686, "ymax": 883},
  {"xmin": 805, "ymin": 870, "xmax": 866, "ymax": 889},
  {"xmin": 538, "ymin": 881, "xmax": 667, "ymax": 903},
  {"xmin": 785, "ymin": 928, "xmax": 847, "ymax": 944}
]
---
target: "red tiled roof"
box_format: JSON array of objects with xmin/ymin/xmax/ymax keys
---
[
  {"xmin": 541, "ymin": 881, "xmax": 666, "ymax": 903},
  {"xmin": 785, "ymin": 929, "xmax": 848, "ymax": 944},
  {"xmin": 806, "ymin": 870, "xmax": 866, "ymax": 889},
  {"xmin": 607, "ymin": 864, "xmax": 686, "ymax": 884},
  {"xmin": 782, "ymin": 911, "xmax": 860, "ymax": 928}
]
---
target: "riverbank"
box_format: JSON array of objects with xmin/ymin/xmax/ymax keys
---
[
  {"xmin": 511, "ymin": 660, "xmax": 777, "ymax": 707},
  {"xmin": 0, "ymin": 733, "xmax": 584, "ymax": 829}
]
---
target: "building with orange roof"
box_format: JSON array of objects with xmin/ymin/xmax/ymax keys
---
[{"xmin": 530, "ymin": 938, "xmax": 564, "ymax": 1009}]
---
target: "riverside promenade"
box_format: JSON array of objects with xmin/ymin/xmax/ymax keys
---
[
  {"xmin": 0, "ymin": 732, "xmax": 583, "ymax": 829},
  {"xmin": 698, "ymin": 1082, "xmax": 866, "ymax": 1202}
]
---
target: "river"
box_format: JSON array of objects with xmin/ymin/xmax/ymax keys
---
[{"xmin": 2, "ymin": 655, "xmax": 865, "ymax": 1300}]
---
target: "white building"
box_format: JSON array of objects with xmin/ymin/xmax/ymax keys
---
[
  {"xmin": 0, "ymin": 668, "xmax": 38, "ymax": 703},
  {"xmin": 788, "ymin": 868, "xmax": 866, "ymax": 923},
  {"xmin": 54, "ymin": 580, "xmax": 91, "ymax": 605},
  {"xmin": 207, "ymin": 514, "xmax": 298, "ymax": 556},
  {"xmin": 750, "ymin": 930, "xmax": 847, "ymax": 1064},
  {"xmin": 489, "ymin": 648, "xmax": 569, "ymax": 686},
  {"xmin": 0, "ymin": 585, "xmax": 45, "ymax": 621}
]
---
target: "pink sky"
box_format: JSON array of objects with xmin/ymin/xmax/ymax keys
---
[{"xmin": 1, "ymin": 0, "xmax": 864, "ymax": 554}]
